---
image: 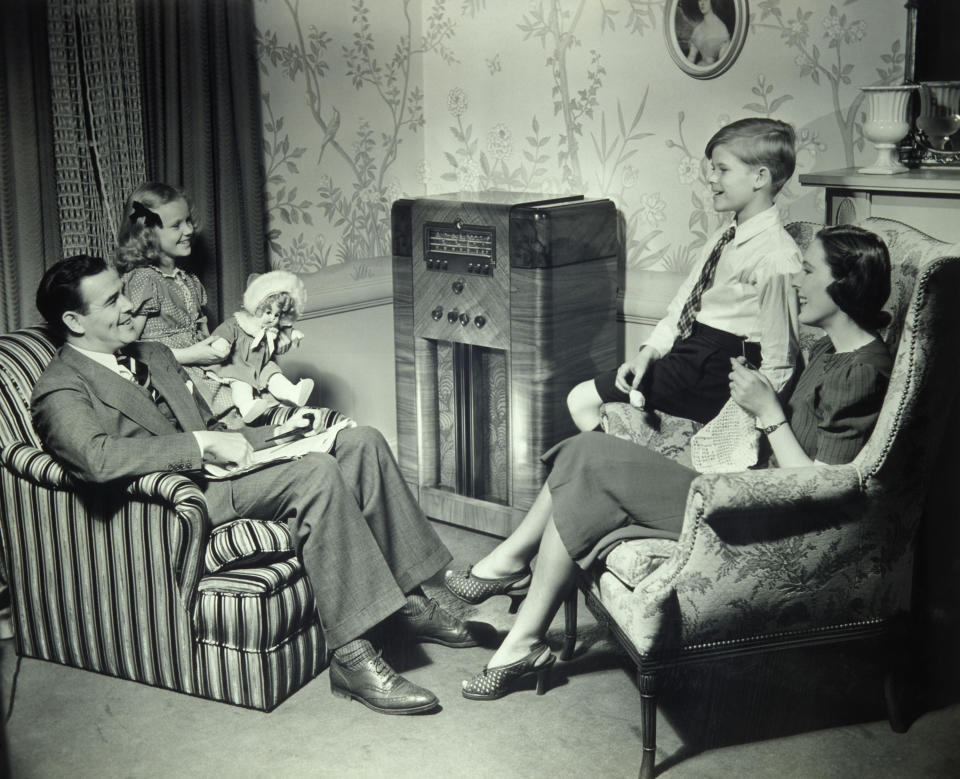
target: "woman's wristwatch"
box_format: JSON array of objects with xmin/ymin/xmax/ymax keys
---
[{"xmin": 757, "ymin": 419, "xmax": 788, "ymax": 435}]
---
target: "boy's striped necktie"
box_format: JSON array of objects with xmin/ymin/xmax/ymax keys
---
[{"xmin": 676, "ymin": 224, "xmax": 736, "ymax": 340}]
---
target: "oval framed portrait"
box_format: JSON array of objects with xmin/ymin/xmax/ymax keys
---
[{"xmin": 665, "ymin": 0, "xmax": 749, "ymax": 79}]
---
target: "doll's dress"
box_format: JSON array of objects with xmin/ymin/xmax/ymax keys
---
[{"xmin": 207, "ymin": 312, "xmax": 285, "ymax": 392}]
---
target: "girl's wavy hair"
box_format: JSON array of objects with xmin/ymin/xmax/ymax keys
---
[
  {"xmin": 817, "ymin": 224, "xmax": 892, "ymax": 332},
  {"xmin": 114, "ymin": 182, "xmax": 197, "ymax": 273}
]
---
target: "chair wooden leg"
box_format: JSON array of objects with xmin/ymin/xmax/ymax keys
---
[
  {"xmin": 884, "ymin": 620, "xmax": 914, "ymax": 734},
  {"xmin": 561, "ymin": 589, "xmax": 577, "ymax": 661},
  {"xmin": 637, "ymin": 670, "xmax": 658, "ymax": 779}
]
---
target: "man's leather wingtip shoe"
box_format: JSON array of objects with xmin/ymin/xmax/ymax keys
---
[
  {"xmin": 329, "ymin": 654, "xmax": 439, "ymax": 715},
  {"xmin": 398, "ymin": 597, "xmax": 482, "ymax": 648}
]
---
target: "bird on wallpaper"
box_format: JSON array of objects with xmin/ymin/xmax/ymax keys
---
[{"xmin": 318, "ymin": 106, "xmax": 341, "ymax": 163}]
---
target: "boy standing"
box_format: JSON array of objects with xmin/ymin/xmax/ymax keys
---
[{"xmin": 568, "ymin": 117, "xmax": 801, "ymax": 429}]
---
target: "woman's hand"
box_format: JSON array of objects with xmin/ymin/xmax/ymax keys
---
[{"xmin": 728, "ymin": 357, "xmax": 783, "ymax": 426}]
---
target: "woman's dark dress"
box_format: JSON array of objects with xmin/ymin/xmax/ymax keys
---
[{"xmin": 543, "ymin": 337, "xmax": 892, "ymax": 561}]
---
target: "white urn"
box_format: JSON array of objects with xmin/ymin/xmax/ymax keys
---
[
  {"xmin": 917, "ymin": 81, "xmax": 960, "ymax": 151},
  {"xmin": 858, "ymin": 85, "xmax": 919, "ymax": 175}
]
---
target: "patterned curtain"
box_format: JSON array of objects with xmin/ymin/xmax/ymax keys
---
[{"xmin": 46, "ymin": 0, "xmax": 146, "ymax": 260}]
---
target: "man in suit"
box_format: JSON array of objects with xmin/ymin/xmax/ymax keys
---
[{"xmin": 31, "ymin": 254, "xmax": 483, "ymax": 715}]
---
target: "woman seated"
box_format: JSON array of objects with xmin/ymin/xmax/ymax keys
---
[{"xmin": 445, "ymin": 224, "xmax": 893, "ymax": 700}]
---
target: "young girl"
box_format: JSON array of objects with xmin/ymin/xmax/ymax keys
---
[
  {"xmin": 115, "ymin": 182, "xmax": 234, "ymax": 416},
  {"xmin": 446, "ymin": 225, "xmax": 893, "ymax": 700},
  {"xmin": 206, "ymin": 270, "xmax": 314, "ymax": 424}
]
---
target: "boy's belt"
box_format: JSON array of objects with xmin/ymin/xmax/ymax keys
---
[{"xmin": 690, "ymin": 322, "xmax": 762, "ymax": 364}]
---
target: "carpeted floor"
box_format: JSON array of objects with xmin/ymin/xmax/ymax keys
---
[{"xmin": 2, "ymin": 520, "xmax": 959, "ymax": 778}]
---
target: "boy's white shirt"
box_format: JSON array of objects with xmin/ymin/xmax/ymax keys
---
[{"xmin": 643, "ymin": 204, "xmax": 801, "ymax": 392}]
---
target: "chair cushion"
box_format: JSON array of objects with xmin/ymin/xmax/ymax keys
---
[
  {"xmin": 604, "ymin": 538, "xmax": 677, "ymax": 589},
  {"xmin": 195, "ymin": 558, "xmax": 316, "ymax": 652},
  {"xmin": 204, "ymin": 519, "xmax": 294, "ymax": 574}
]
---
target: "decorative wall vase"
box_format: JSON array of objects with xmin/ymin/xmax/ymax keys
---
[
  {"xmin": 858, "ymin": 85, "xmax": 918, "ymax": 175},
  {"xmin": 917, "ymin": 81, "xmax": 960, "ymax": 152}
]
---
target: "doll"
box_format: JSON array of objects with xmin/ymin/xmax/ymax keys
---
[{"xmin": 207, "ymin": 270, "xmax": 315, "ymax": 423}]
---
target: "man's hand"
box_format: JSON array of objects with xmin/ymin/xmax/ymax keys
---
[
  {"xmin": 614, "ymin": 346, "xmax": 660, "ymax": 394},
  {"xmin": 201, "ymin": 432, "xmax": 255, "ymax": 470}
]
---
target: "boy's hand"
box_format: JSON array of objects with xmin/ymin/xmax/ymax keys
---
[{"xmin": 614, "ymin": 346, "xmax": 660, "ymax": 394}]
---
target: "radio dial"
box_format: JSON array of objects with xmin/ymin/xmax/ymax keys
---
[
  {"xmin": 459, "ymin": 313, "xmax": 470, "ymax": 326},
  {"xmin": 452, "ymin": 279, "xmax": 464, "ymax": 294},
  {"xmin": 431, "ymin": 306, "xmax": 443, "ymax": 321},
  {"xmin": 474, "ymin": 315, "xmax": 486, "ymax": 329},
  {"xmin": 447, "ymin": 309, "xmax": 459, "ymax": 323}
]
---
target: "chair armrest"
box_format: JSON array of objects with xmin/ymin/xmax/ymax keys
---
[
  {"xmin": 691, "ymin": 465, "xmax": 863, "ymax": 538},
  {"xmin": 601, "ymin": 402, "xmax": 700, "ymax": 466},
  {"xmin": 0, "ymin": 441, "xmax": 209, "ymax": 608},
  {"xmin": 0, "ymin": 441, "xmax": 75, "ymax": 489},
  {"xmin": 630, "ymin": 464, "xmax": 876, "ymax": 650}
]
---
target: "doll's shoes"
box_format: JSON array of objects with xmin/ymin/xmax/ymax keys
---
[
  {"xmin": 293, "ymin": 379, "xmax": 314, "ymax": 406},
  {"xmin": 240, "ymin": 398, "xmax": 271, "ymax": 424}
]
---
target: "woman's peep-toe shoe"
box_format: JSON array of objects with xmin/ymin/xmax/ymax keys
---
[
  {"xmin": 461, "ymin": 643, "xmax": 556, "ymax": 701},
  {"xmin": 444, "ymin": 566, "xmax": 532, "ymax": 613}
]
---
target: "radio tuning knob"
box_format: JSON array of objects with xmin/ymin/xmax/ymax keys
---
[
  {"xmin": 474, "ymin": 315, "xmax": 486, "ymax": 329},
  {"xmin": 452, "ymin": 279, "xmax": 464, "ymax": 294},
  {"xmin": 447, "ymin": 309, "xmax": 459, "ymax": 323},
  {"xmin": 459, "ymin": 312, "xmax": 469, "ymax": 326},
  {"xmin": 431, "ymin": 306, "xmax": 443, "ymax": 321}
]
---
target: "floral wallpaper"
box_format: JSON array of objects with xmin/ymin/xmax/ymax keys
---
[{"xmin": 254, "ymin": 0, "xmax": 905, "ymax": 291}]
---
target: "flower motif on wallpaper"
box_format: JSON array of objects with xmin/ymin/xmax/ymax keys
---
[
  {"xmin": 275, "ymin": 234, "xmax": 331, "ymax": 274},
  {"xmin": 754, "ymin": 0, "xmax": 903, "ymax": 167},
  {"xmin": 447, "ymin": 86, "xmax": 468, "ymax": 118},
  {"xmin": 677, "ymin": 155, "xmax": 699, "ymax": 185},
  {"xmin": 442, "ymin": 98, "xmax": 559, "ymax": 193},
  {"xmin": 639, "ymin": 193, "xmax": 667, "ymax": 227},
  {"xmin": 256, "ymin": 0, "xmax": 458, "ymax": 269},
  {"xmin": 821, "ymin": 7, "xmax": 866, "ymax": 46},
  {"xmin": 487, "ymin": 124, "xmax": 514, "ymax": 161}
]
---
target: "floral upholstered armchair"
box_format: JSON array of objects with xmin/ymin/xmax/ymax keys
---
[
  {"xmin": 0, "ymin": 327, "xmax": 327, "ymax": 711},
  {"xmin": 562, "ymin": 217, "xmax": 960, "ymax": 779}
]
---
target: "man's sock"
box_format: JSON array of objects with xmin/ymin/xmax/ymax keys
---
[
  {"xmin": 332, "ymin": 638, "xmax": 377, "ymax": 668},
  {"xmin": 400, "ymin": 588, "xmax": 431, "ymax": 616}
]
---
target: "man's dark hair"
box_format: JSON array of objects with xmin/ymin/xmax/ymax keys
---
[{"xmin": 36, "ymin": 255, "xmax": 109, "ymax": 335}]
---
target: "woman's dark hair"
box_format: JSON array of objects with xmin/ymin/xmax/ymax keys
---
[
  {"xmin": 114, "ymin": 182, "xmax": 196, "ymax": 274},
  {"xmin": 817, "ymin": 224, "xmax": 892, "ymax": 332},
  {"xmin": 36, "ymin": 255, "xmax": 108, "ymax": 334},
  {"xmin": 681, "ymin": 0, "xmax": 732, "ymax": 26}
]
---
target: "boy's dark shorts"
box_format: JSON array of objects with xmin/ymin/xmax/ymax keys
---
[{"xmin": 594, "ymin": 322, "xmax": 762, "ymax": 424}]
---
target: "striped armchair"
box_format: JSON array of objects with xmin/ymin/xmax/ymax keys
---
[
  {"xmin": 563, "ymin": 218, "xmax": 960, "ymax": 778},
  {"xmin": 0, "ymin": 327, "xmax": 324, "ymax": 711}
]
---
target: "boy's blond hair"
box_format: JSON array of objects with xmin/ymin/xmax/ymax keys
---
[{"xmin": 705, "ymin": 118, "xmax": 796, "ymax": 195}]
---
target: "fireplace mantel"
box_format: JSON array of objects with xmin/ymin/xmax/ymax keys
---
[{"xmin": 799, "ymin": 167, "xmax": 960, "ymax": 242}]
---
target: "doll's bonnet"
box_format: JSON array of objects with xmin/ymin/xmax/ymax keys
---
[{"xmin": 243, "ymin": 270, "xmax": 307, "ymax": 318}]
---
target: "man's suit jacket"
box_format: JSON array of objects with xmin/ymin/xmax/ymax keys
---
[{"xmin": 31, "ymin": 340, "xmax": 276, "ymax": 516}]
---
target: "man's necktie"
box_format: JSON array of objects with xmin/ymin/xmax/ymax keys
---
[
  {"xmin": 676, "ymin": 224, "xmax": 736, "ymax": 340},
  {"xmin": 117, "ymin": 354, "xmax": 159, "ymax": 403}
]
